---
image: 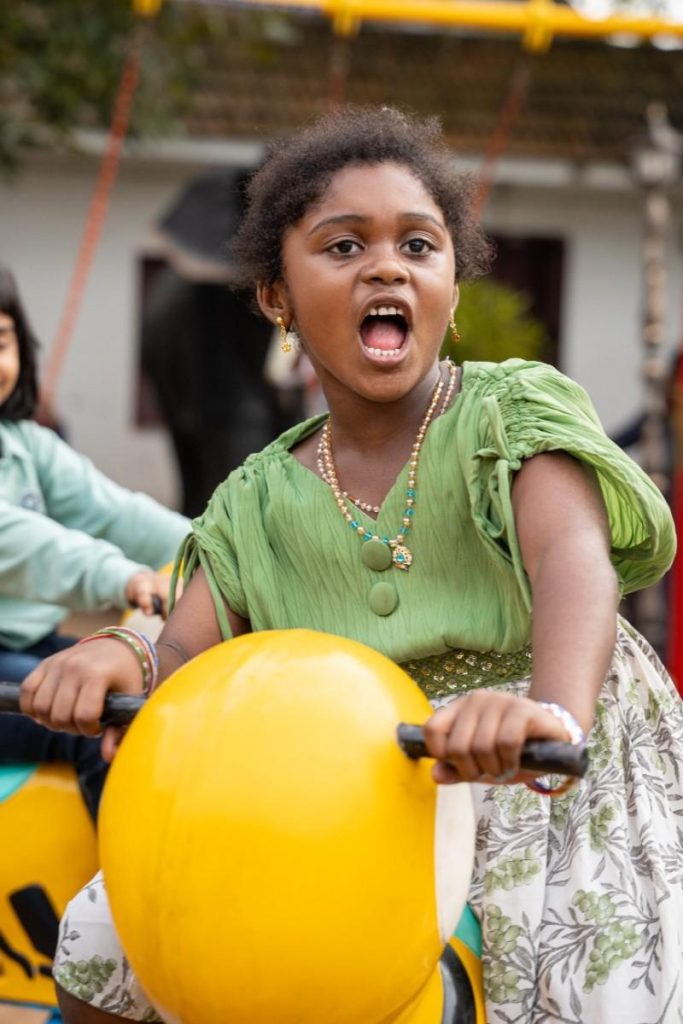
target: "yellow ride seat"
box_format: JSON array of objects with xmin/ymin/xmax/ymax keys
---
[{"xmin": 0, "ymin": 764, "xmax": 98, "ymax": 1010}]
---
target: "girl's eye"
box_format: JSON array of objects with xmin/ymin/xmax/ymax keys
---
[
  {"xmin": 402, "ymin": 237, "xmax": 434, "ymax": 255},
  {"xmin": 328, "ymin": 239, "xmax": 362, "ymax": 256}
]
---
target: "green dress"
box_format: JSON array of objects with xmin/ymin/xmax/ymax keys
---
[{"xmin": 181, "ymin": 359, "xmax": 682, "ymax": 1022}]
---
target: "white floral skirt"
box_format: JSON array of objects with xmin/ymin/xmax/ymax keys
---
[
  {"xmin": 54, "ymin": 621, "xmax": 683, "ymax": 1022},
  {"xmin": 468, "ymin": 621, "xmax": 683, "ymax": 1023}
]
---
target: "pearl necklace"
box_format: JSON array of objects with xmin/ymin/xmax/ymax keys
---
[
  {"xmin": 319, "ymin": 360, "xmax": 456, "ymax": 572},
  {"xmin": 316, "ymin": 361, "xmax": 458, "ymax": 517},
  {"xmin": 316, "ymin": 451, "xmax": 382, "ymax": 515}
]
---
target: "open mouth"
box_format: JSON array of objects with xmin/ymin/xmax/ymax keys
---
[{"xmin": 359, "ymin": 305, "xmax": 409, "ymax": 359}]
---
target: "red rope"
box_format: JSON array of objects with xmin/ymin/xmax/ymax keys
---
[
  {"xmin": 40, "ymin": 30, "xmax": 144, "ymax": 410},
  {"xmin": 472, "ymin": 63, "xmax": 532, "ymax": 223}
]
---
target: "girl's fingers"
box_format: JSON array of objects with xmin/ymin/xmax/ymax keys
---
[
  {"xmin": 423, "ymin": 693, "xmax": 575, "ymax": 785},
  {"xmin": 131, "ymin": 572, "xmax": 172, "ymax": 617},
  {"xmin": 466, "ymin": 708, "xmax": 509, "ymax": 778},
  {"xmin": 22, "ymin": 663, "xmax": 63, "ymax": 725},
  {"xmin": 18, "ymin": 660, "xmax": 49, "ymax": 716},
  {"xmin": 18, "ymin": 639, "xmax": 146, "ymax": 737},
  {"xmin": 101, "ymin": 725, "xmax": 127, "ymax": 762},
  {"xmin": 45, "ymin": 671, "xmax": 89, "ymax": 732},
  {"xmin": 135, "ymin": 586, "xmax": 155, "ymax": 615},
  {"xmin": 432, "ymin": 760, "xmax": 466, "ymax": 784},
  {"xmin": 72, "ymin": 678, "xmax": 110, "ymax": 737},
  {"xmin": 524, "ymin": 705, "xmax": 573, "ymax": 742},
  {"xmin": 424, "ymin": 696, "xmax": 486, "ymax": 781}
]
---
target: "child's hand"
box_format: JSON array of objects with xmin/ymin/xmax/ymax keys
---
[
  {"xmin": 125, "ymin": 570, "xmax": 181, "ymax": 618},
  {"xmin": 19, "ymin": 638, "xmax": 146, "ymax": 758},
  {"xmin": 422, "ymin": 690, "xmax": 573, "ymax": 785}
]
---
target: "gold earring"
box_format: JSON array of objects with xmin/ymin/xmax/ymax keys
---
[
  {"xmin": 276, "ymin": 315, "xmax": 292, "ymax": 353},
  {"xmin": 448, "ymin": 310, "xmax": 460, "ymax": 343}
]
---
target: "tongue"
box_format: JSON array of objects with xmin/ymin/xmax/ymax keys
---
[{"xmin": 361, "ymin": 319, "xmax": 405, "ymax": 351}]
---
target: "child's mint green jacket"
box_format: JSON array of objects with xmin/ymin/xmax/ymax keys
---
[{"xmin": 0, "ymin": 420, "xmax": 190, "ymax": 650}]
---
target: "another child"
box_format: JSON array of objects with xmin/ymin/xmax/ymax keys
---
[
  {"xmin": 20, "ymin": 109, "xmax": 682, "ymax": 1022},
  {"xmin": 0, "ymin": 264, "xmax": 189, "ymax": 817}
]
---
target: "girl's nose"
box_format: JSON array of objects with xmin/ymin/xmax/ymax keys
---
[{"xmin": 362, "ymin": 249, "xmax": 409, "ymax": 285}]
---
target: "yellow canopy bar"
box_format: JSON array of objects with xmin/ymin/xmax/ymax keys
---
[
  {"xmin": 238, "ymin": 0, "xmax": 683, "ymax": 49},
  {"xmin": 132, "ymin": 0, "xmax": 164, "ymax": 16}
]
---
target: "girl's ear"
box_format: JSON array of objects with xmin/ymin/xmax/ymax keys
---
[
  {"xmin": 257, "ymin": 280, "xmax": 291, "ymax": 326},
  {"xmin": 451, "ymin": 282, "xmax": 460, "ymax": 313}
]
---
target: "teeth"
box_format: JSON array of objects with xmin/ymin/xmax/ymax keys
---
[
  {"xmin": 367, "ymin": 347, "xmax": 402, "ymax": 358},
  {"xmin": 368, "ymin": 305, "xmax": 404, "ymax": 318}
]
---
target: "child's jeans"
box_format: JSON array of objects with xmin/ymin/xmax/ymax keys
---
[{"xmin": 0, "ymin": 631, "xmax": 108, "ymax": 821}]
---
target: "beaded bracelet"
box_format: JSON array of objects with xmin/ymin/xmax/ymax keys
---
[
  {"xmin": 524, "ymin": 701, "xmax": 586, "ymax": 798},
  {"xmin": 77, "ymin": 626, "xmax": 159, "ymax": 695}
]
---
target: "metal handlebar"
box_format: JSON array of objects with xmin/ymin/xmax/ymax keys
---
[
  {"xmin": 396, "ymin": 723, "xmax": 588, "ymax": 777},
  {"xmin": 0, "ymin": 683, "xmax": 588, "ymax": 776},
  {"xmin": 0, "ymin": 684, "xmax": 145, "ymax": 727}
]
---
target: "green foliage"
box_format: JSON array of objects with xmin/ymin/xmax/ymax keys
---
[
  {"xmin": 441, "ymin": 277, "xmax": 551, "ymax": 365},
  {"xmin": 0, "ymin": 1, "xmax": 234, "ymax": 173}
]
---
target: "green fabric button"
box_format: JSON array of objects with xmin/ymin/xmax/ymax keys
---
[
  {"xmin": 362, "ymin": 538, "xmax": 392, "ymax": 571},
  {"xmin": 369, "ymin": 581, "xmax": 398, "ymax": 616}
]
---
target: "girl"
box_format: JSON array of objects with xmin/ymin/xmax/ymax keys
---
[
  {"xmin": 21, "ymin": 108, "xmax": 682, "ymax": 1022},
  {"xmin": 0, "ymin": 264, "xmax": 189, "ymax": 817}
]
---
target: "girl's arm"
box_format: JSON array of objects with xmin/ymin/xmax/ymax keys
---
[
  {"xmin": 28, "ymin": 421, "xmax": 188, "ymax": 567},
  {"xmin": 19, "ymin": 568, "xmax": 250, "ymax": 758},
  {"xmin": 0, "ymin": 498, "xmax": 160, "ymax": 611},
  {"xmin": 423, "ymin": 451, "xmax": 619, "ymax": 784},
  {"xmin": 512, "ymin": 451, "xmax": 619, "ymax": 732}
]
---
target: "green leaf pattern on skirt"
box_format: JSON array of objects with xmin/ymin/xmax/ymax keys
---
[{"xmin": 468, "ymin": 621, "xmax": 683, "ymax": 1023}]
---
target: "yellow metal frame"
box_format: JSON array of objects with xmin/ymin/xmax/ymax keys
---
[
  {"xmin": 228, "ymin": 0, "xmax": 683, "ymax": 50},
  {"xmin": 130, "ymin": 0, "xmax": 683, "ymax": 50}
]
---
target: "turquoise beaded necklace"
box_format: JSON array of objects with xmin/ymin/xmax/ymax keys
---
[{"xmin": 318, "ymin": 360, "xmax": 456, "ymax": 572}]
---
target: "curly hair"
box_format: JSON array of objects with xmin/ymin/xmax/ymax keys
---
[
  {"xmin": 232, "ymin": 105, "xmax": 492, "ymax": 301},
  {"xmin": 0, "ymin": 264, "xmax": 39, "ymax": 420}
]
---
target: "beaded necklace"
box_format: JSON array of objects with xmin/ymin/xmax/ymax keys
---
[
  {"xmin": 319, "ymin": 360, "xmax": 457, "ymax": 572},
  {"xmin": 317, "ymin": 360, "xmax": 456, "ymax": 520},
  {"xmin": 316, "ymin": 452, "xmax": 381, "ymax": 515}
]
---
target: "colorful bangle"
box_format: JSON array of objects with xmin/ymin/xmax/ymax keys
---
[
  {"xmin": 77, "ymin": 627, "xmax": 159, "ymax": 695},
  {"xmin": 524, "ymin": 701, "xmax": 586, "ymax": 798}
]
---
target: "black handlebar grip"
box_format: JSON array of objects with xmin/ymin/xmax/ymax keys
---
[
  {"xmin": 396, "ymin": 723, "xmax": 588, "ymax": 778},
  {"xmin": 101, "ymin": 693, "xmax": 146, "ymax": 726},
  {"xmin": 0, "ymin": 683, "xmax": 146, "ymax": 727},
  {"xmin": 0, "ymin": 682, "xmax": 24, "ymax": 714},
  {"xmin": 0, "ymin": 685, "xmax": 588, "ymax": 777}
]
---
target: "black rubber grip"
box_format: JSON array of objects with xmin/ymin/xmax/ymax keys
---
[
  {"xmin": 0, "ymin": 682, "xmax": 25, "ymax": 714},
  {"xmin": 100, "ymin": 693, "xmax": 146, "ymax": 725},
  {"xmin": 396, "ymin": 723, "xmax": 588, "ymax": 778},
  {"xmin": 0, "ymin": 683, "xmax": 586, "ymax": 777},
  {"xmin": 129, "ymin": 594, "xmax": 163, "ymax": 616},
  {"xmin": 0, "ymin": 684, "xmax": 145, "ymax": 727}
]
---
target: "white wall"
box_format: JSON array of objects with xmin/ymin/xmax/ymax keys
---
[
  {"xmin": 484, "ymin": 182, "xmax": 683, "ymax": 435},
  {"xmin": 1, "ymin": 153, "xmax": 197, "ymax": 506},
  {"xmin": 1, "ymin": 150, "xmax": 682, "ymax": 507}
]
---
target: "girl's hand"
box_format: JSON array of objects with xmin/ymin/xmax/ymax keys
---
[
  {"xmin": 422, "ymin": 690, "xmax": 573, "ymax": 785},
  {"xmin": 19, "ymin": 638, "xmax": 146, "ymax": 759},
  {"xmin": 125, "ymin": 570, "xmax": 181, "ymax": 618}
]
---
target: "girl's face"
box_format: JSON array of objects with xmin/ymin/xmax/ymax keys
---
[
  {"xmin": 0, "ymin": 312, "xmax": 20, "ymax": 407},
  {"xmin": 259, "ymin": 162, "xmax": 458, "ymax": 406}
]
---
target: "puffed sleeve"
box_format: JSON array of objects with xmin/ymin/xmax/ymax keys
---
[
  {"xmin": 175, "ymin": 469, "xmax": 249, "ymax": 638},
  {"xmin": 459, "ymin": 359, "xmax": 676, "ymax": 607}
]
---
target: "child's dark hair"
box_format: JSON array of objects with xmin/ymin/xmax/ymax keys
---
[
  {"xmin": 0, "ymin": 264, "xmax": 39, "ymax": 420},
  {"xmin": 233, "ymin": 105, "xmax": 492, "ymax": 300}
]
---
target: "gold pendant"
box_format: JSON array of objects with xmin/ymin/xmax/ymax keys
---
[{"xmin": 391, "ymin": 544, "xmax": 412, "ymax": 571}]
